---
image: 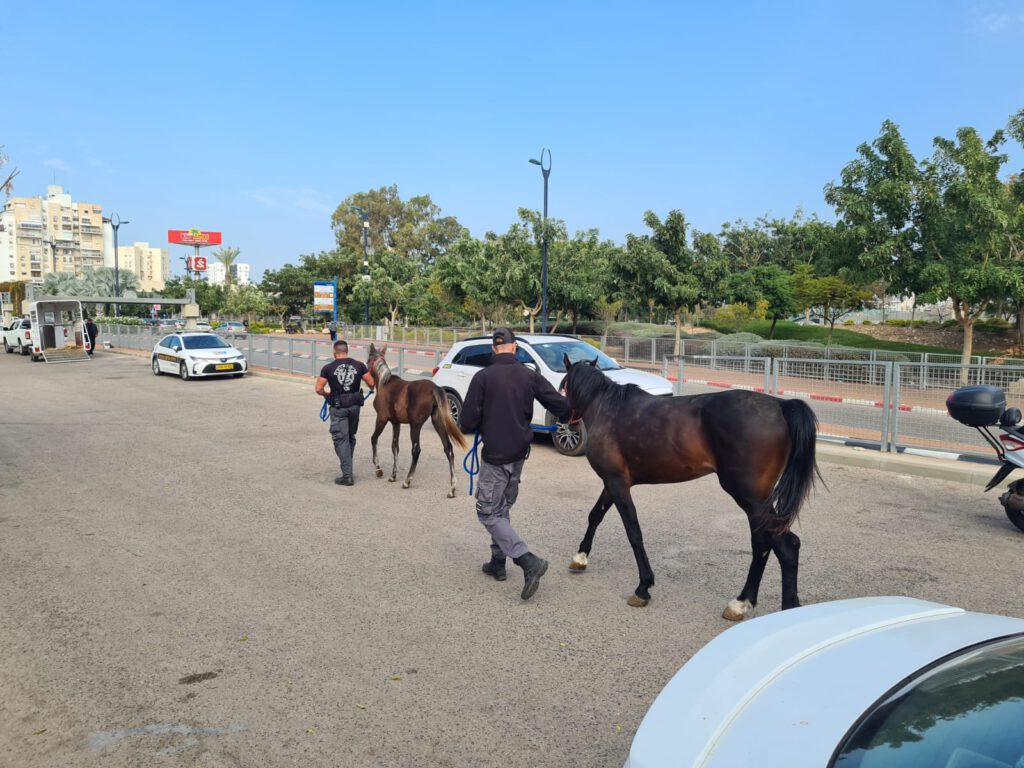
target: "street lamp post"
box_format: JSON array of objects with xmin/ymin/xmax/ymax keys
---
[
  {"xmin": 351, "ymin": 205, "xmax": 371, "ymax": 326},
  {"xmin": 103, "ymin": 213, "xmax": 129, "ymax": 317},
  {"xmin": 529, "ymin": 149, "xmax": 552, "ymax": 333}
]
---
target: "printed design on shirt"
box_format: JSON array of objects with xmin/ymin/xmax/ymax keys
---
[{"xmin": 333, "ymin": 364, "xmax": 358, "ymax": 390}]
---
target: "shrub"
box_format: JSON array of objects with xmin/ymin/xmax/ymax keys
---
[
  {"xmin": 708, "ymin": 303, "xmax": 753, "ymax": 333},
  {"xmin": 976, "ymin": 317, "xmax": 1011, "ymax": 334},
  {"xmin": 248, "ymin": 321, "xmax": 271, "ymax": 333},
  {"xmin": 843, "ymin": 319, "xmax": 855, "ymax": 326},
  {"xmin": 860, "ymin": 320, "xmax": 873, "ymax": 325},
  {"xmin": 942, "ymin": 319, "xmax": 960, "ymax": 329}
]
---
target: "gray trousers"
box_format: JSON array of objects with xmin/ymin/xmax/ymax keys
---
[
  {"xmin": 329, "ymin": 404, "xmax": 361, "ymax": 478},
  {"xmin": 476, "ymin": 459, "xmax": 528, "ymax": 560}
]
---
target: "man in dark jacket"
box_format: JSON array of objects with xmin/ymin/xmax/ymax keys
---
[
  {"xmin": 85, "ymin": 317, "xmax": 99, "ymax": 356},
  {"xmin": 459, "ymin": 327, "xmax": 572, "ymax": 600}
]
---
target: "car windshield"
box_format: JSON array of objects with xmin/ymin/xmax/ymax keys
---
[
  {"xmin": 831, "ymin": 634, "xmax": 1024, "ymax": 768},
  {"xmin": 182, "ymin": 334, "xmax": 231, "ymax": 350},
  {"xmin": 530, "ymin": 341, "xmax": 621, "ymax": 372}
]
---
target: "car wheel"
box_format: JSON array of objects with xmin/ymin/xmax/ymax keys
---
[
  {"xmin": 552, "ymin": 420, "xmax": 587, "ymax": 457},
  {"xmin": 3, "ymin": 339, "xmax": 11, "ymax": 354},
  {"xmin": 179, "ymin": 361, "xmax": 190, "ymax": 381},
  {"xmin": 1007, "ymin": 506, "xmax": 1024, "ymax": 534},
  {"xmin": 18, "ymin": 341, "xmax": 28, "ymax": 356},
  {"xmin": 152, "ymin": 357, "xmax": 162, "ymax": 376},
  {"xmin": 445, "ymin": 390, "xmax": 463, "ymax": 428}
]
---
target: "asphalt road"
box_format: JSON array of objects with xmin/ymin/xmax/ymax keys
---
[{"xmin": 2, "ymin": 351, "xmax": 1023, "ymax": 768}]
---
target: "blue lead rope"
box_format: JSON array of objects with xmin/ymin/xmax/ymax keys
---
[
  {"xmin": 463, "ymin": 432, "xmax": 482, "ymax": 496},
  {"xmin": 320, "ymin": 389, "xmax": 375, "ymax": 422}
]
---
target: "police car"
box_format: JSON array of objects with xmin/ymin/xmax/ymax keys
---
[{"xmin": 151, "ymin": 331, "xmax": 248, "ymax": 380}]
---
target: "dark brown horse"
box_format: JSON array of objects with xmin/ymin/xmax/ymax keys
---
[
  {"xmin": 562, "ymin": 357, "xmax": 821, "ymax": 619},
  {"xmin": 366, "ymin": 344, "xmax": 468, "ymax": 497}
]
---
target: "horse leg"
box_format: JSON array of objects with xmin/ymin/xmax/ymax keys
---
[
  {"xmin": 430, "ymin": 409, "xmax": 458, "ymax": 498},
  {"xmin": 388, "ymin": 421, "xmax": 401, "ymax": 482},
  {"xmin": 771, "ymin": 530, "xmax": 801, "ymax": 611},
  {"xmin": 723, "ymin": 517, "xmax": 774, "ymax": 621},
  {"xmin": 568, "ymin": 486, "xmax": 613, "ymax": 572},
  {"xmin": 402, "ymin": 422, "xmax": 423, "ymax": 489},
  {"xmin": 371, "ymin": 414, "xmax": 388, "ymax": 478},
  {"xmin": 607, "ymin": 481, "xmax": 654, "ymax": 607}
]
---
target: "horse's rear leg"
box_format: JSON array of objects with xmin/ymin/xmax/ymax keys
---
[
  {"xmin": 772, "ymin": 531, "xmax": 800, "ymax": 611},
  {"xmin": 430, "ymin": 410, "xmax": 458, "ymax": 498},
  {"xmin": 569, "ymin": 486, "xmax": 612, "ymax": 572},
  {"xmin": 402, "ymin": 422, "xmax": 423, "ymax": 490},
  {"xmin": 388, "ymin": 422, "xmax": 401, "ymax": 482},
  {"xmin": 723, "ymin": 516, "xmax": 774, "ymax": 621}
]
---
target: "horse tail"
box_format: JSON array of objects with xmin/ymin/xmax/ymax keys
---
[
  {"xmin": 432, "ymin": 386, "xmax": 468, "ymax": 450},
  {"xmin": 768, "ymin": 399, "xmax": 822, "ymax": 532}
]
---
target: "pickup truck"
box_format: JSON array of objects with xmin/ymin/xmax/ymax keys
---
[{"xmin": 3, "ymin": 318, "xmax": 33, "ymax": 355}]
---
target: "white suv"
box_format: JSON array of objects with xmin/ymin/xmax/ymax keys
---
[{"xmin": 431, "ymin": 333, "xmax": 673, "ymax": 456}]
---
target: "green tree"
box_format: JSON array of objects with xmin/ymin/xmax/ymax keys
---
[
  {"xmin": 549, "ymin": 230, "xmax": 619, "ymax": 334},
  {"xmin": 917, "ymin": 124, "xmax": 1014, "ymax": 366},
  {"xmin": 724, "ymin": 264, "xmax": 798, "ymax": 339},
  {"xmin": 436, "ymin": 235, "xmax": 505, "ymax": 332},
  {"xmin": 211, "ymin": 246, "xmax": 240, "ymax": 287},
  {"xmin": 794, "ymin": 275, "xmax": 872, "ymax": 344},
  {"xmin": 225, "ymin": 284, "xmax": 269, "ymax": 322},
  {"xmin": 161, "ymin": 277, "xmax": 227, "ymax": 316},
  {"xmin": 348, "ymin": 246, "xmax": 419, "ymax": 334},
  {"xmin": 331, "ymin": 186, "xmax": 462, "ymax": 271},
  {"xmin": 825, "ymin": 120, "xmax": 924, "ymax": 307}
]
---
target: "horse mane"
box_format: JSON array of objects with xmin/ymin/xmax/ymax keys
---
[
  {"xmin": 568, "ymin": 362, "xmax": 643, "ymax": 410},
  {"xmin": 371, "ymin": 355, "xmax": 393, "ymax": 385}
]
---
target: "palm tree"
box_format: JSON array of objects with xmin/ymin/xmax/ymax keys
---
[
  {"xmin": 211, "ymin": 246, "xmax": 240, "ymax": 287},
  {"xmin": 41, "ymin": 272, "xmax": 82, "ymax": 296}
]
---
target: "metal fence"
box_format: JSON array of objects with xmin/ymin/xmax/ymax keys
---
[{"xmin": 100, "ymin": 323, "xmax": 1024, "ymax": 459}]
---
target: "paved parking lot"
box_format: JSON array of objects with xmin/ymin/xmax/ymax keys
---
[{"xmin": 2, "ymin": 351, "xmax": 1023, "ymax": 767}]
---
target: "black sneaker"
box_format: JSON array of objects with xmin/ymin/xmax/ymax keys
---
[
  {"xmin": 515, "ymin": 553, "xmax": 549, "ymax": 600},
  {"xmin": 335, "ymin": 476, "xmax": 354, "ymax": 486},
  {"xmin": 482, "ymin": 558, "xmax": 507, "ymax": 581}
]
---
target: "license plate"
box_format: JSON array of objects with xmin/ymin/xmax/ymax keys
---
[{"xmin": 215, "ymin": 364, "xmax": 234, "ymax": 371}]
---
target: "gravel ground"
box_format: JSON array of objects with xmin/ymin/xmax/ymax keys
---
[{"xmin": 2, "ymin": 352, "xmax": 1022, "ymax": 768}]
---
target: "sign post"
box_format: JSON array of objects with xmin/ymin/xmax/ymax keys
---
[{"xmin": 313, "ymin": 280, "xmax": 337, "ymax": 323}]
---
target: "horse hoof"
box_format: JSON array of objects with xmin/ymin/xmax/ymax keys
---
[
  {"xmin": 627, "ymin": 595, "xmax": 650, "ymax": 608},
  {"xmin": 569, "ymin": 552, "xmax": 588, "ymax": 572},
  {"xmin": 375, "ymin": 469, "xmax": 384, "ymax": 478},
  {"xmin": 401, "ymin": 482, "xmax": 410, "ymax": 489},
  {"xmin": 447, "ymin": 490, "xmax": 456, "ymax": 499},
  {"xmin": 388, "ymin": 477, "xmax": 396, "ymax": 483},
  {"xmin": 722, "ymin": 599, "xmax": 754, "ymax": 621}
]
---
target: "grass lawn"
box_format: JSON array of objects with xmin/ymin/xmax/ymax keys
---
[{"xmin": 731, "ymin": 320, "xmax": 965, "ymax": 355}]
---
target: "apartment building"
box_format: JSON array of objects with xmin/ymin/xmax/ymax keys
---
[
  {"xmin": 206, "ymin": 261, "xmax": 251, "ymax": 286},
  {"xmin": 116, "ymin": 242, "xmax": 171, "ymax": 291},
  {"xmin": 0, "ymin": 185, "xmax": 104, "ymax": 281}
]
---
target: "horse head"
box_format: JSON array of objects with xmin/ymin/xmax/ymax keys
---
[
  {"xmin": 562, "ymin": 354, "xmax": 602, "ymax": 411},
  {"xmin": 367, "ymin": 343, "xmax": 390, "ymax": 385}
]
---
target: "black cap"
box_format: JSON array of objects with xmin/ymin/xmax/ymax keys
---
[{"xmin": 492, "ymin": 327, "xmax": 516, "ymax": 345}]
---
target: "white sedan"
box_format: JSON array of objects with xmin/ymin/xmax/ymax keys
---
[
  {"xmin": 625, "ymin": 596, "xmax": 1024, "ymax": 768},
  {"xmin": 151, "ymin": 332, "xmax": 248, "ymax": 380}
]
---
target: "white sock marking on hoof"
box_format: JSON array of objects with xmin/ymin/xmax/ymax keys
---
[
  {"xmin": 723, "ymin": 598, "xmax": 753, "ymax": 621},
  {"xmin": 572, "ymin": 552, "xmax": 588, "ymax": 567}
]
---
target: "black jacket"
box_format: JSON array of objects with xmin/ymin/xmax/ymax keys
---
[{"xmin": 459, "ymin": 354, "xmax": 572, "ymax": 464}]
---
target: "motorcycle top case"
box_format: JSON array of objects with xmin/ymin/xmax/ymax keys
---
[{"xmin": 946, "ymin": 385, "xmax": 1007, "ymax": 427}]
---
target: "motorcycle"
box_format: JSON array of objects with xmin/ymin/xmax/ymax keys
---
[{"xmin": 947, "ymin": 384, "xmax": 1024, "ymax": 533}]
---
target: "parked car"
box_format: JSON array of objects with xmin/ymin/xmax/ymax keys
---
[
  {"xmin": 432, "ymin": 333, "xmax": 673, "ymax": 456},
  {"xmin": 217, "ymin": 321, "xmax": 247, "ymax": 339},
  {"xmin": 624, "ymin": 596, "xmax": 1024, "ymax": 768},
  {"xmin": 194, "ymin": 320, "xmax": 212, "ymax": 332},
  {"xmin": 2, "ymin": 317, "xmax": 33, "ymax": 356},
  {"xmin": 151, "ymin": 332, "xmax": 248, "ymax": 380}
]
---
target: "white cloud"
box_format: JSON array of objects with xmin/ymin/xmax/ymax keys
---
[
  {"xmin": 294, "ymin": 195, "xmax": 332, "ymax": 214},
  {"xmin": 970, "ymin": 7, "xmax": 1024, "ymax": 34},
  {"xmin": 42, "ymin": 157, "xmax": 73, "ymax": 173}
]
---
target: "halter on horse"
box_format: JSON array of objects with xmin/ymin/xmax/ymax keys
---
[
  {"xmin": 366, "ymin": 343, "xmax": 467, "ymax": 497},
  {"xmin": 562, "ymin": 356, "xmax": 821, "ymax": 619}
]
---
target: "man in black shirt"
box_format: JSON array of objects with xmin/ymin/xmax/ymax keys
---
[
  {"xmin": 459, "ymin": 327, "xmax": 572, "ymax": 600},
  {"xmin": 315, "ymin": 340, "xmax": 375, "ymax": 486}
]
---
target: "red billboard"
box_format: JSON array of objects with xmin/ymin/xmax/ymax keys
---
[
  {"xmin": 168, "ymin": 229, "xmax": 222, "ymax": 246},
  {"xmin": 187, "ymin": 256, "xmax": 208, "ymax": 272}
]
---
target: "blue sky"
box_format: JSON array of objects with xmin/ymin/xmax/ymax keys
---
[{"xmin": 5, "ymin": 1, "xmax": 1023, "ymax": 281}]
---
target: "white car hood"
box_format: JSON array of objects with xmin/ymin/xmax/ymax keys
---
[{"xmin": 603, "ymin": 367, "xmax": 673, "ymax": 395}]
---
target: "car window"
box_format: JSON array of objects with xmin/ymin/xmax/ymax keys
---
[
  {"xmin": 453, "ymin": 343, "xmax": 494, "ymax": 368},
  {"xmin": 158, "ymin": 335, "xmax": 174, "ymax": 348},
  {"xmin": 168, "ymin": 337, "xmax": 182, "ymax": 352},
  {"xmin": 183, "ymin": 334, "xmax": 231, "ymax": 350},
  {"xmin": 831, "ymin": 634, "xmax": 1024, "ymax": 768},
  {"xmin": 531, "ymin": 341, "xmax": 620, "ymax": 373},
  {"xmin": 515, "ymin": 347, "xmax": 536, "ymax": 365}
]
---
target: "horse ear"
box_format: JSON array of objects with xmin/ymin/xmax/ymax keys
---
[
  {"xmin": 369, "ymin": 343, "xmax": 377, "ymax": 355},
  {"xmin": 589, "ymin": 356, "xmax": 598, "ymax": 367},
  {"xmin": 380, "ymin": 344, "xmax": 388, "ymax": 355},
  {"xmin": 563, "ymin": 353, "xmax": 573, "ymax": 370}
]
